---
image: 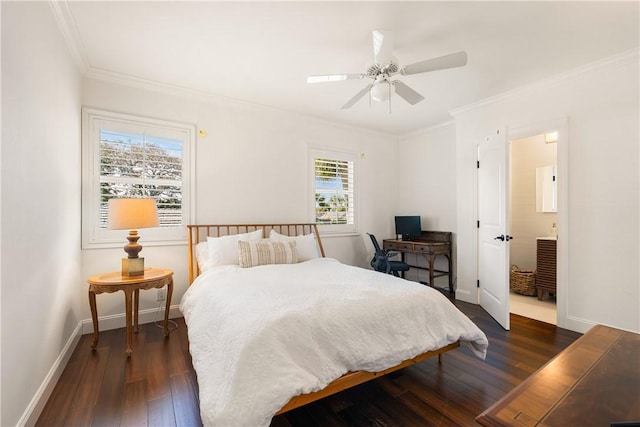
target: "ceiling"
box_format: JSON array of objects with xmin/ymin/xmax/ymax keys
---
[{"xmin": 62, "ymin": 1, "xmax": 639, "ymax": 136}]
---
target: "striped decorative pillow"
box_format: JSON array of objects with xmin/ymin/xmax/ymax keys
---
[{"xmin": 238, "ymin": 240, "xmax": 297, "ymax": 268}]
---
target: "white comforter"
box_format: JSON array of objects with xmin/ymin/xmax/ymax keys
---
[{"xmin": 180, "ymin": 258, "xmax": 488, "ymax": 427}]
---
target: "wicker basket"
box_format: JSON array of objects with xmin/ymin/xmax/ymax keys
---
[{"xmin": 510, "ymin": 265, "xmax": 536, "ymax": 296}]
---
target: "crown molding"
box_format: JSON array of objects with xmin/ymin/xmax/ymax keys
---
[
  {"xmin": 398, "ymin": 119, "xmax": 456, "ymax": 141},
  {"xmin": 84, "ymin": 66, "xmax": 397, "ymax": 139},
  {"xmin": 449, "ymin": 47, "xmax": 640, "ymax": 118},
  {"xmin": 49, "ymin": 0, "xmax": 89, "ymax": 73}
]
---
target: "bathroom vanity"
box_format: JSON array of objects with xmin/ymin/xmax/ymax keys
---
[{"xmin": 536, "ymin": 237, "xmax": 557, "ymax": 300}]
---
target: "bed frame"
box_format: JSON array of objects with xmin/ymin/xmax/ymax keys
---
[{"xmin": 186, "ymin": 223, "xmax": 460, "ymax": 414}]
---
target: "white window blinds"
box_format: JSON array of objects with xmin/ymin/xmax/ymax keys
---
[
  {"xmin": 99, "ymin": 130, "xmax": 183, "ymax": 228},
  {"xmin": 311, "ymin": 149, "xmax": 357, "ymax": 233}
]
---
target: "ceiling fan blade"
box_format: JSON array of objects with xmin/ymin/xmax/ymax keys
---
[
  {"xmin": 372, "ymin": 29, "xmax": 394, "ymax": 66},
  {"xmin": 341, "ymin": 84, "xmax": 374, "ymax": 109},
  {"xmin": 307, "ymin": 74, "xmax": 365, "ymax": 83},
  {"xmin": 401, "ymin": 51, "xmax": 468, "ymax": 75},
  {"xmin": 392, "ymin": 80, "xmax": 425, "ymax": 105}
]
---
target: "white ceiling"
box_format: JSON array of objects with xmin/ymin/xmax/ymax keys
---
[{"xmin": 62, "ymin": 1, "xmax": 639, "ymax": 135}]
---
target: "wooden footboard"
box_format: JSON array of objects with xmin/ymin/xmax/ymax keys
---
[{"xmin": 276, "ymin": 341, "xmax": 460, "ymax": 414}]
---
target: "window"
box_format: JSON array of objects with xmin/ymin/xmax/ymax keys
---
[
  {"xmin": 310, "ymin": 149, "xmax": 357, "ymax": 234},
  {"xmin": 82, "ymin": 108, "xmax": 195, "ymax": 248}
]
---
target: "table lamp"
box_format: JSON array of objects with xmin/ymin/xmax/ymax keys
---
[{"xmin": 107, "ymin": 198, "xmax": 159, "ymax": 276}]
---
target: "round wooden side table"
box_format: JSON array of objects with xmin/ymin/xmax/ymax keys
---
[{"xmin": 87, "ymin": 268, "xmax": 174, "ymax": 357}]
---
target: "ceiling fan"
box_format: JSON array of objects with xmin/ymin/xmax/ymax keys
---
[{"xmin": 307, "ymin": 30, "xmax": 468, "ymax": 110}]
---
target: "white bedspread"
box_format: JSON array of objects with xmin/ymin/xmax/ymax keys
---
[{"xmin": 180, "ymin": 258, "xmax": 488, "ymax": 427}]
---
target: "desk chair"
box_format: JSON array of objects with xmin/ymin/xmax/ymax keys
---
[{"xmin": 367, "ymin": 233, "xmax": 410, "ymax": 277}]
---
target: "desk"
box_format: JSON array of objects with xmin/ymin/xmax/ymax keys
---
[
  {"xmin": 383, "ymin": 231, "xmax": 453, "ymax": 296},
  {"xmin": 88, "ymin": 268, "xmax": 173, "ymax": 357},
  {"xmin": 476, "ymin": 325, "xmax": 640, "ymax": 426}
]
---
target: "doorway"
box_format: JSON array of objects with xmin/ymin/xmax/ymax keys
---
[
  {"xmin": 477, "ymin": 118, "xmax": 568, "ymax": 330},
  {"xmin": 508, "ymin": 132, "xmax": 557, "ymax": 324}
]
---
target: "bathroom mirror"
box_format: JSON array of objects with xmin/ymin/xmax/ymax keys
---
[{"xmin": 536, "ymin": 165, "xmax": 557, "ymax": 212}]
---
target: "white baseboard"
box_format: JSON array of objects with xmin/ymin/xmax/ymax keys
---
[
  {"xmin": 561, "ymin": 314, "xmax": 597, "ymax": 334},
  {"xmin": 18, "ymin": 322, "xmax": 83, "ymax": 427},
  {"xmin": 19, "ymin": 305, "xmax": 182, "ymax": 427},
  {"xmin": 454, "ymin": 288, "xmax": 474, "ymax": 303}
]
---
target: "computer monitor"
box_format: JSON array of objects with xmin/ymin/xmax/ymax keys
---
[{"xmin": 395, "ymin": 216, "xmax": 422, "ymax": 241}]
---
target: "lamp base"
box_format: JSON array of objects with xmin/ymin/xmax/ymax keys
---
[{"xmin": 122, "ymin": 257, "xmax": 145, "ymax": 277}]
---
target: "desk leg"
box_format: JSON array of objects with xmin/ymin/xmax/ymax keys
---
[
  {"xmin": 446, "ymin": 254, "xmax": 454, "ymax": 297},
  {"xmin": 428, "ymin": 254, "xmax": 435, "ymax": 288},
  {"xmin": 164, "ymin": 280, "xmax": 173, "ymax": 337},
  {"xmin": 89, "ymin": 290, "xmax": 99, "ymax": 350},
  {"xmin": 124, "ymin": 289, "xmax": 133, "ymax": 357},
  {"xmin": 133, "ymin": 289, "xmax": 140, "ymax": 333}
]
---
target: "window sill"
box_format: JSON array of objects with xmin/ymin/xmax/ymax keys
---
[
  {"xmin": 82, "ymin": 239, "xmax": 187, "ymax": 250},
  {"xmin": 319, "ymin": 231, "xmax": 361, "ymax": 238}
]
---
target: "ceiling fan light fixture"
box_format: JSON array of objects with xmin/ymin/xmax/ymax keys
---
[
  {"xmin": 308, "ymin": 30, "xmax": 467, "ymax": 110},
  {"xmin": 370, "ymin": 80, "xmax": 395, "ymax": 102}
]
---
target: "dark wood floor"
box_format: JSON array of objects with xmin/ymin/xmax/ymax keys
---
[{"xmin": 36, "ymin": 301, "xmax": 580, "ymax": 426}]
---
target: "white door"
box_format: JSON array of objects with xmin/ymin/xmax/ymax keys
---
[{"xmin": 478, "ymin": 130, "xmax": 510, "ymax": 330}]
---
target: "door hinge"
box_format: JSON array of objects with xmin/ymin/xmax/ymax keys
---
[
  {"xmin": 477, "ymin": 220, "xmax": 480, "ymax": 228},
  {"xmin": 477, "ymin": 279, "xmax": 480, "ymax": 288},
  {"xmin": 477, "ymin": 160, "xmax": 480, "ymax": 168},
  {"xmin": 553, "ymin": 175, "xmax": 556, "ymax": 182}
]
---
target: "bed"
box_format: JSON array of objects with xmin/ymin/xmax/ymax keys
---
[{"xmin": 180, "ymin": 223, "xmax": 488, "ymax": 426}]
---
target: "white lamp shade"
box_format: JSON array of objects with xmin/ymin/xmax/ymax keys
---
[
  {"xmin": 107, "ymin": 198, "xmax": 159, "ymax": 230},
  {"xmin": 370, "ymin": 81, "xmax": 396, "ymax": 102}
]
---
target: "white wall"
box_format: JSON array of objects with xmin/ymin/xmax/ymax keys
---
[
  {"xmin": 397, "ymin": 122, "xmax": 457, "ymax": 287},
  {"xmin": 1, "ymin": 2, "xmax": 83, "ymax": 425},
  {"xmin": 452, "ymin": 51, "xmax": 639, "ymax": 333},
  {"xmin": 510, "ymin": 134, "xmax": 557, "ymax": 270},
  {"xmin": 398, "ymin": 122, "xmax": 457, "ymax": 231},
  {"xmin": 80, "ymin": 78, "xmax": 399, "ymax": 324}
]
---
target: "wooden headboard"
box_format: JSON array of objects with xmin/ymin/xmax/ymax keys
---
[{"xmin": 187, "ymin": 223, "xmax": 325, "ymax": 284}]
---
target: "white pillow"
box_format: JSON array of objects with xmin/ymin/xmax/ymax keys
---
[
  {"xmin": 195, "ymin": 241, "xmax": 211, "ymax": 272},
  {"xmin": 207, "ymin": 229, "xmax": 263, "ymax": 266},
  {"xmin": 238, "ymin": 240, "xmax": 297, "ymax": 268},
  {"xmin": 269, "ymin": 229, "xmax": 320, "ymax": 261}
]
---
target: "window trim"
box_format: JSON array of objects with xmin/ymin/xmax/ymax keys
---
[
  {"xmin": 82, "ymin": 108, "xmax": 196, "ymax": 249},
  {"xmin": 309, "ymin": 148, "xmax": 359, "ymax": 235}
]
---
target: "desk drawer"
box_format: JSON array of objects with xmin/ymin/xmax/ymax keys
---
[
  {"xmin": 384, "ymin": 241, "xmax": 413, "ymax": 251},
  {"xmin": 415, "ymin": 245, "xmax": 432, "ymax": 253},
  {"xmin": 397, "ymin": 243, "xmax": 414, "ymax": 251},
  {"xmin": 414, "ymin": 242, "xmax": 450, "ymax": 254},
  {"xmin": 384, "ymin": 241, "xmax": 399, "ymax": 250}
]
